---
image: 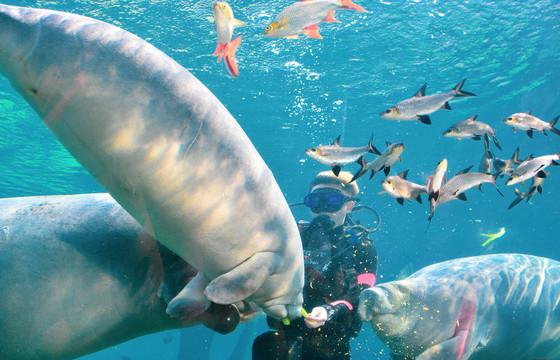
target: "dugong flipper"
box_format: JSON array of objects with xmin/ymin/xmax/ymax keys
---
[
  {"xmin": 0, "ymin": 193, "xmax": 239, "ymax": 360},
  {"xmin": 0, "ymin": 5, "xmax": 303, "ymax": 319},
  {"xmin": 358, "ymin": 254, "xmax": 560, "ymax": 360}
]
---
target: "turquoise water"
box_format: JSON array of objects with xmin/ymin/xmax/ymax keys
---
[{"xmin": 0, "ymin": 0, "xmax": 559, "ymax": 359}]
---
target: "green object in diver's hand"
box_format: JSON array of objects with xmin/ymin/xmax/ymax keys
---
[{"xmin": 282, "ymin": 308, "xmax": 308, "ymax": 325}]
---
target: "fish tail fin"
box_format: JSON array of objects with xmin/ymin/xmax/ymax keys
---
[
  {"xmin": 549, "ymin": 115, "xmax": 560, "ymax": 136},
  {"xmin": 224, "ymin": 35, "xmax": 242, "ymax": 78},
  {"xmin": 492, "ymin": 173, "xmax": 504, "ymax": 197},
  {"xmin": 351, "ymin": 156, "xmax": 368, "ymax": 182},
  {"xmin": 492, "ymin": 134, "xmax": 502, "ymax": 151},
  {"xmin": 340, "ymin": 0, "xmax": 368, "ymax": 12},
  {"xmin": 214, "ymin": 42, "xmax": 225, "ymax": 62},
  {"xmin": 425, "ymin": 216, "xmax": 433, "ymax": 233},
  {"xmin": 453, "ymin": 78, "xmax": 476, "ymax": 97},
  {"xmin": 508, "ymin": 188, "xmax": 524, "ymax": 210},
  {"xmin": 367, "ymin": 135, "xmax": 380, "ymax": 154},
  {"xmin": 511, "ymin": 146, "xmax": 521, "ymax": 164}
]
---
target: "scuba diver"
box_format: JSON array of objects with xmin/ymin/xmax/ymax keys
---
[{"xmin": 252, "ymin": 170, "xmax": 379, "ymax": 360}]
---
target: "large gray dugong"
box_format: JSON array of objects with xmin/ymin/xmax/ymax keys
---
[
  {"xmin": 0, "ymin": 193, "xmax": 238, "ymax": 360},
  {"xmin": 0, "ymin": 5, "xmax": 303, "ymax": 319},
  {"xmin": 359, "ymin": 254, "xmax": 560, "ymax": 360}
]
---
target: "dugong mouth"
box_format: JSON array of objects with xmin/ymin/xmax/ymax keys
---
[{"xmin": 360, "ymin": 282, "xmax": 413, "ymax": 336}]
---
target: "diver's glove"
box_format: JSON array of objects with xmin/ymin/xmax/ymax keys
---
[{"xmin": 304, "ymin": 301, "xmax": 352, "ymax": 329}]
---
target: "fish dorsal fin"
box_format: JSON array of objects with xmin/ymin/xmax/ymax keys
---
[
  {"xmin": 522, "ymin": 154, "xmax": 534, "ymax": 162},
  {"xmin": 413, "ymin": 84, "xmax": 427, "ymax": 98},
  {"xmin": 332, "ymin": 135, "xmax": 341, "ymax": 146},
  {"xmin": 386, "ymin": 141, "xmax": 391, "ymax": 147},
  {"xmin": 525, "ymin": 111, "xmax": 532, "ymax": 115},
  {"xmin": 398, "ymin": 169, "xmax": 409, "ymax": 179},
  {"xmin": 456, "ymin": 165, "xmax": 474, "ymax": 176},
  {"xmin": 467, "ymin": 115, "xmax": 479, "ymax": 122}
]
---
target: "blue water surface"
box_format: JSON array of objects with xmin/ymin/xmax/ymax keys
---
[{"xmin": 0, "ymin": 0, "xmax": 559, "ymax": 359}]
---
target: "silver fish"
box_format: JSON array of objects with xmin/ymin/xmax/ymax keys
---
[
  {"xmin": 503, "ymin": 111, "xmax": 560, "ymax": 138},
  {"xmin": 506, "ymin": 152, "xmax": 560, "ymax": 186},
  {"xmin": 478, "ymin": 136, "xmax": 493, "ymax": 175},
  {"xmin": 263, "ymin": 0, "xmax": 367, "ymax": 39},
  {"xmin": 352, "ymin": 142, "xmax": 405, "ymax": 182},
  {"xmin": 381, "ymin": 170, "xmax": 427, "ymax": 205},
  {"xmin": 493, "ymin": 147, "xmax": 520, "ymax": 178},
  {"xmin": 306, "ymin": 135, "xmax": 375, "ymax": 176},
  {"xmin": 442, "ymin": 115, "xmax": 502, "ymax": 150},
  {"xmin": 508, "ymin": 172, "xmax": 548, "ymax": 210},
  {"xmin": 436, "ymin": 166, "xmax": 503, "ymax": 205},
  {"xmin": 380, "ymin": 79, "xmax": 476, "ymax": 125},
  {"xmin": 426, "ymin": 158, "xmax": 447, "ymax": 222}
]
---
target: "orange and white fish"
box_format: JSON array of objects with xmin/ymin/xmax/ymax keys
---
[
  {"xmin": 212, "ymin": 2, "xmax": 245, "ymax": 78},
  {"xmin": 264, "ymin": 0, "xmax": 367, "ymax": 39},
  {"xmin": 380, "ymin": 170, "xmax": 428, "ymax": 205}
]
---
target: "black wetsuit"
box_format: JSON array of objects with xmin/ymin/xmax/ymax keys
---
[{"xmin": 252, "ymin": 216, "xmax": 378, "ymax": 360}]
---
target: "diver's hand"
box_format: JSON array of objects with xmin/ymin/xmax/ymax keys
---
[{"xmin": 304, "ymin": 306, "xmax": 328, "ymax": 328}]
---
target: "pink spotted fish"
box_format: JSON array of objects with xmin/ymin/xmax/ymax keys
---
[{"xmin": 264, "ymin": 0, "xmax": 367, "ymax": 39}]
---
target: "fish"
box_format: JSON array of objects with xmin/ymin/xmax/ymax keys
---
[
  {"xmin": 507, "ymin": 172, "xmax": 548, "ymax": 210},
  {"xmin": 426, "ymin": 158, "xmax": 448, "ymax": 222},
  {"xmin": 305, "ymin": 135, "xmax": 376, "ymax": 176},
  {"xmin": 442, "ymin": 115, "xmax": 502, "ymax": 150},
  {"xmin": 380, "ymin": 170, "xmax": 428, "ymax": 205},
  {"xmin": 263, "ymin": 0, "xmax": 367, "ymax": 39},
  {"xmin": 351, "ymin": 142, "xmax": 405, "ymax": 182},
  {"xmin": 481, "ymin": 227, "xmax": 505, "ymax": 247},
  {"xmin": 493, "ymin": 147, "xmax": 520, "ymax": 178},
  {"xmin": 503, "ymin": 111, "xmax": 560, "ymax": 138},
  {"xmin": 505, "ymin": 152, "xmax": 560, "ymax": 186},
  {"xmin": 379, "ymin": 79, "xmax": 476, "ymax": 125},
  {"xmin": 478, "ymin": 135, "xmax": 493, "ymax": 175},
  {"xmin": 436, "ymin": 166, "xmax": 503, "ymax": 205},
  {"xmin": 212, "ymin": 1, "xmax": 245, "ymax": 78}
]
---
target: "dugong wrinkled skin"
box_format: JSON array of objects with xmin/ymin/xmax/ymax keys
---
[
  {"xmin": 359, "ymin": 254, "xmax": 560, "ymax": 360},
  {"xmin": 0, "ymin": 193, "xmax": 212, "ymax": 360},
  {"xmin": 0, "ymin": 5, "xmax": 303, "ymax": 319}
]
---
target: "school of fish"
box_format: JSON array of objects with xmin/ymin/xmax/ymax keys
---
[{"xmin": 306, "ymin": 77, "xmax": 559, "ymax": 224}]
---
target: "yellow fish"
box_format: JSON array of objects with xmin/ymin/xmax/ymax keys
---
[{"xmin": 481, "ymin": 227, "xmax": 505, "ymax": 247}]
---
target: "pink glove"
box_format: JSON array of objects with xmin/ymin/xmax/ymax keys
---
[{"xmin": 304, "ymin": 306, "xmax": 328, "ymax": 329}]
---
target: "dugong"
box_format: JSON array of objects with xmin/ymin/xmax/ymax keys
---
[
  {"xmin": 0, "ymin": 193, "xmax": 243, "ymax": 360},
  {"xmin": 359, "ymin": 254, "xmax": 560, "ymax": 360},
  {"xmin": 0, "ymin": 5, "xmax": 303, "ymax": 319}
]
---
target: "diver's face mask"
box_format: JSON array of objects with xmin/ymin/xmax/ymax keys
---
[{"xmin": 304, "ymin": 188, "xmax": 356, "ymax": 214}]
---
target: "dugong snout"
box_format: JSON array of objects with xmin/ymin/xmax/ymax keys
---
[{"xmin": 358, "ymin": 287, "xmax": 394, "ymax": 321}]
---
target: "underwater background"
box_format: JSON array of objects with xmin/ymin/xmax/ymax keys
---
[{"xmin": 0, "ymin": 0, "xmax": 559, "ymax": 359}]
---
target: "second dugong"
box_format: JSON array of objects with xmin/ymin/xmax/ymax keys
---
[
  {"xmin": 0, "ymin": 193, "xmax": 240, "ymax": 360},
  {"xmin": 0, "ymin": 4, "xmax": 303, "ymax": 319},
  {"xmin": 359, "ymin": 254, "xmax": 560, "ymax": 360}
]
